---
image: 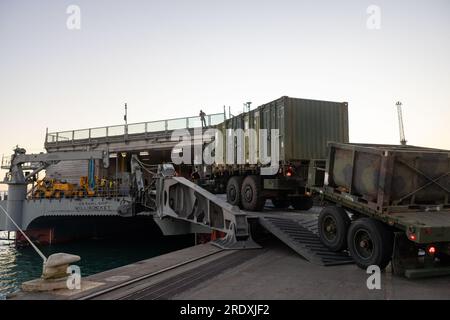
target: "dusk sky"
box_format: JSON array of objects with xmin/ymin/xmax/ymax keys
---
[{"xmin": 0, "ymin": 0, "xmax": 449, "ymax": 158}]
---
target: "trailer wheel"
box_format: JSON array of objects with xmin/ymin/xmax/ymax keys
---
[
  {"xmin": 291, "ymin": 196, "xmax": 313, "ymax": 210},
  {"xmin": 318, "ymin": 206, "xmax": 350, "ymax": 252},
  {"xmin": 347, "ymin": 218, "xmax": 394, "ymax": 270},
  {"xmin": 241, "ymin": 175, "xmax": 264, "ymax": 211},
  {"xmin": 226, "ymin": 176, "xmax": 243, "ymax": 207}
]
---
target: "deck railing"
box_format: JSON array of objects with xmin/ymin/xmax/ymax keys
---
[
  {"xmin": 1, "ymin": 155, "xmax": 11, "ymax": 170},
  {"xmin": 0, "ymin": 191, "xmax": 7, "ymax": 201},
  {"xmin": 45, "ymin": 113, "xmax": 226, "ymax": 145}
]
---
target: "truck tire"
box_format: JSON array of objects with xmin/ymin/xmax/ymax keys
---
[
  {"xmin": 347, "ymin": 218, "xmax": 394, "ymax": 270},
  {"xmin": 226, "ymin": 176, "xmax": 243, "ymax": 207},
  {"xmin": 272, "ymin": 199, "xmax": 289, "ymax": 209},
  {"xmin": 318, "ymin": 206, "xmax": 350, "ymax": 252},
  {"xmin": 241, "ymin": 175, "xmax": 264, "ymax": 211},
  {"xmin": 292, "ymin": 196, "xmax": 313, "ymax": 210}
]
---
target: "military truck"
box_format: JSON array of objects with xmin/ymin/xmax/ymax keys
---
[
  {"xmin": 313, "ymin": 142, "xmax": 450, "ymax": 278},
  {"xmin": 209, "ymin": 96, "xmax": 349, "ymax": 211}
]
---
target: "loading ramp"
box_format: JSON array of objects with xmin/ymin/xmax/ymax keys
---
[
  {"xmin": 140, "ymin": 165, "xmax": 353, "ymax": 265},
  {"xmin": 257, "ymin": 214, "xmax": 354, "ymax": 266}
]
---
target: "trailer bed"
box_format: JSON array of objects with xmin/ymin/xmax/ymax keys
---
[
  {"xmin": 318, "ymin": 188, "xmax": 450, "ymax": 244},
  {"xmin": 389, "ymin": 211, "xmax": 450, "ymax": 243}
]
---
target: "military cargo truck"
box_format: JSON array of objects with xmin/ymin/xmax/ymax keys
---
[
  {"xmin": 209, "ymin": 96, "xmax": 349, "ymax": 211},
  {"xmin": 314, "ymin": 142, "xmax": 450, "ymax": 278}
]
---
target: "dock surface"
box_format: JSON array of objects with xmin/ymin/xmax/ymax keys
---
[
  {"xmin": 8, "ymin": 205, "xmax": 450, "ymax": 300},
  {"xmin": 10, "ymin": 240, "xmax": 450, "ymax": 300}
]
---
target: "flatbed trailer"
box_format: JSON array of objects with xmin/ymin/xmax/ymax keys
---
[{"xmin": 312, "ymin": 142, "xmax": 450, "ymax": 278}]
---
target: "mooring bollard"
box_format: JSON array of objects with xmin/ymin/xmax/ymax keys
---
[{"xmin": 21, "ymin": 253, "xmax": 81, "ymax": 292}]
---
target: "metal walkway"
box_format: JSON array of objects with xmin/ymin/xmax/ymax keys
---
[
  {"xmin": 258, "ymin": 215, "xmax": 354, "ymax": 266},
  {"xmin": 45, "ymin": 113, "xmax": 225, "ymax": 152}
]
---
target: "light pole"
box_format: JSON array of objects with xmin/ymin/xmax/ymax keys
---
[{"xmin": 396, "ymin": 101, "xmax": 407, "ymax": 146}]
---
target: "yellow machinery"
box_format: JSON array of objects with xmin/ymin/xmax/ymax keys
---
[
  {"xmin": 33, "ymin": 179, "xmax": 76, "ymax": 199},
  {"xmin": 32, "ymin": 176, "xmax": 117, "ymax": 199},
  {"xmin": 77, "ymin": 176, "xmax": 96, "ymax": 197}
]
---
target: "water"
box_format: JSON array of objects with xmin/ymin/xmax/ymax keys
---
[{"xmin": 0, "ymin": 234, "xmax": 194, "ymax": 299}]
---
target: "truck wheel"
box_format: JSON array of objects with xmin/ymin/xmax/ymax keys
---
[
  {"xmin": 272, "ymin": 199, "xmax": 289, "ymax": 209},
  {"xmin": 241, "ymin": 175, "xmax": 264, "ymax": 211},
  {"xmin": 347, "ymin": 218, "xmax": 394, "ymax": 270},
  {"xmin": 292, "ymin": 196, "xmax": 313, "ymax": 210},
  {"xmin": 226, "ymin": 176, "xmax": 243, "ymax": 207},
  {"xmin": 318, "ymin": 206, "xmax": 350, "ymax": 252}
]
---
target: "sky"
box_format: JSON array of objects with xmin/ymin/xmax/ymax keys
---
[{"xmin": 0, "ymin": 0, "xmax": 449, "ymax": 158}]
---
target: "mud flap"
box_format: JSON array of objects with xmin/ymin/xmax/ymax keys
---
[{"xmin": 391, "ymin": 232, "xmax": 420, "ymax": 277}]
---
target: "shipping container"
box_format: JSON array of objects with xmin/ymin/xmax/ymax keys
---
[
  {"xmin": 209, "ymin": 96, "xmax": 349, "ymax": 211},
  {"xmin": 215, "ymin": 96, "xmax": 348, "ymax": 165}
]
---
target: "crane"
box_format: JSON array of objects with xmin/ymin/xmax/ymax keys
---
[
  {"xmin": 396, "ymin": 101, "xmax": 407, "ymax": 146},
  {"xmin": 1, "ymin": 148, "xmax": 110, "ymax": 231}
]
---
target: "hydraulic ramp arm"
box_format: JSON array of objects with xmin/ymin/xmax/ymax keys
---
[{"xmin": 153, "ymin": 164, "xmax": 260, "ymax": 250}]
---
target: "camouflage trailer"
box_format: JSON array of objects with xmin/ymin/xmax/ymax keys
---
[{"xmin": 313, "ymin": 142, "xmax": 450, "ymax": 278}]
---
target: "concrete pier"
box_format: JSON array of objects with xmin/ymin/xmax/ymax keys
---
[{"xmin": 9, "ymin": 240, "xmax": 450, "ymax": 300}]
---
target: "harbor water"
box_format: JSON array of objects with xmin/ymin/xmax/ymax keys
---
[{"xmin": 0, "ymin": 232, "xmax": 194, "ymax": 299}]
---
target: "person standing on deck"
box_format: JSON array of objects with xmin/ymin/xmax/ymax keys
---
[{"xmin": 199, "ymin": 110, "xmax": 207, "ymax": 128}]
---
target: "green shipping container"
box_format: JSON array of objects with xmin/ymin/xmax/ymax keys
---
[{"xmin": 217, "ymin": 96, "xmax": 349, "ymax": 165}]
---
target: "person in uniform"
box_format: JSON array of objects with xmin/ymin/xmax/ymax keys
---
[{"xmin": 199, "ymin": 110, "xmax": 207, "ymax": 128}]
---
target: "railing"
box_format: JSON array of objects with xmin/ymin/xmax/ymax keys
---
[
  {"xmin": 0, "ymin": 231, "xmax": 15, "ymax": 241},
  {"xmin": 28, "ymin": 186, "xmax": 129, "ymax": 200},
  {"xmin": 46, "ymin": 113, "xmax": 226, "ymax": 145},
  {"xmin": 0, "ymin": 191, "xmax": 8, "ymax": 201},
  {"xmin": 1, "ymin": 155, "xmax": 11, "ymax": 170},
  {"xmin": 1, "ymin": 155, "xmax": 43, "ymax": 171}
]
